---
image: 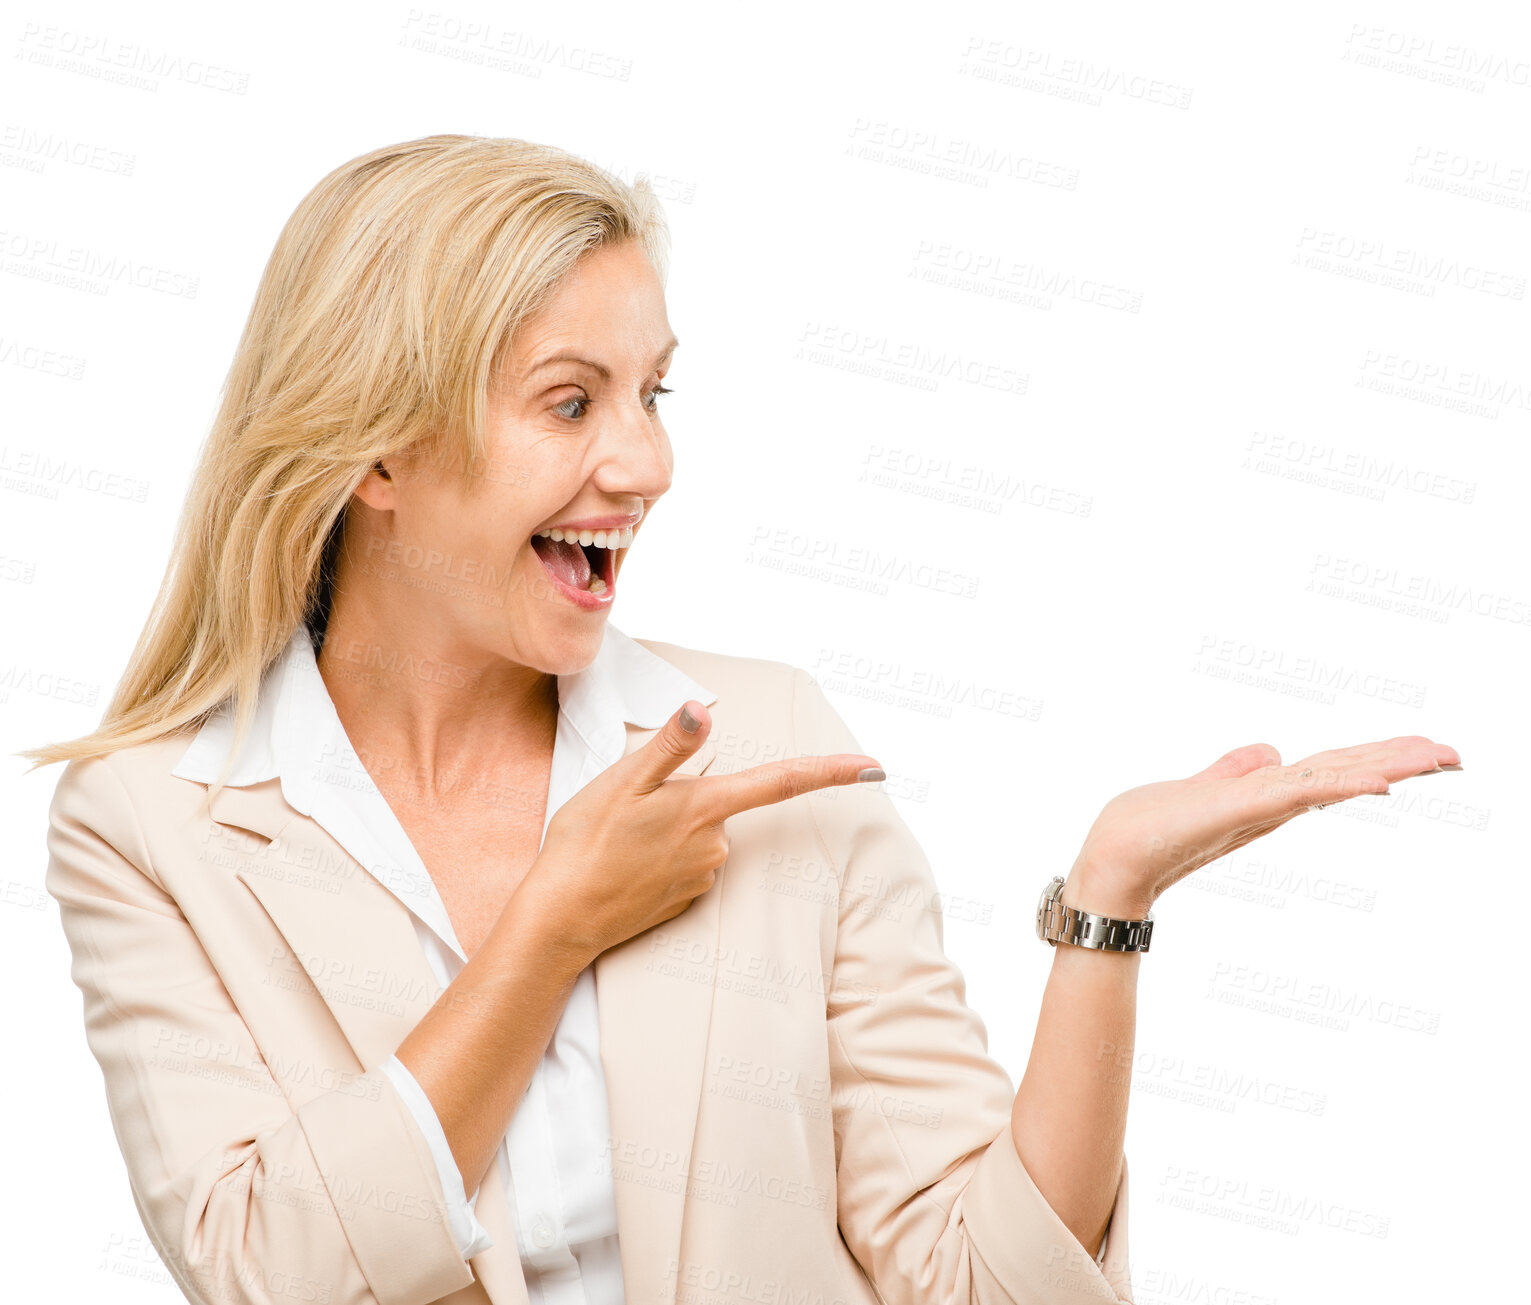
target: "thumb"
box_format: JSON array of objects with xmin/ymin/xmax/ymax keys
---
[
  {"xmin": 626, "ymin": 700, "xmax": 711, "ymax": 793},
  {"xmin": 1192, "ymin": 742, "xmax": 1281, "ymax": 781}
]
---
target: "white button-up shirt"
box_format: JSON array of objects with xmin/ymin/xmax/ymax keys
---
[{"xmin": 170, "ymin": 619, "xmax": 717, "ymax": 1304}]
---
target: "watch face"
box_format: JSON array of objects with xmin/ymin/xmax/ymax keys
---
[{"xmin": 1035, "ymin": 876, "xmax": 1063, "ymax": 937}]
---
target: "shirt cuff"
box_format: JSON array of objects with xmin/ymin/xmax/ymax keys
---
[{"xmin": 380, "ymin": 1054, "xmax": 495, "ymax": 1259}]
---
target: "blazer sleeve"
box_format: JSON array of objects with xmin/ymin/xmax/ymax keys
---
[
  {"xmin": 44, "ymin": 755, "xmax": 480, "ymax": 1305},
  {"xmin": 791, "ymin": 668, "xmax": 1134, "ymax": 1305}
]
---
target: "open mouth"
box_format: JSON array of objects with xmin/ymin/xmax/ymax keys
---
[{"xmin": 529, "ymin": 528, "xmax": 626, "ymax": 608}]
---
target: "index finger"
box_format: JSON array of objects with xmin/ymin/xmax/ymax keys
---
[{"xmin": 695, "ymin": 754, "xmax": 885, "ymax": 818}]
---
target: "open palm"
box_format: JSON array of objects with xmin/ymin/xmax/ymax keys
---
[{"xmin": 1068, "ymin": 734, "xmax": 1462, "ymax": 916}]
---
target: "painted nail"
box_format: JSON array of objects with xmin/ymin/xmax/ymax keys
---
[
  {"xmin": 857, "ymin": 767, "xmax": 885, "ymax": 783},
  {"xmin": 679, "ymin": 703, "xmax": 700, "ymax": 734}
]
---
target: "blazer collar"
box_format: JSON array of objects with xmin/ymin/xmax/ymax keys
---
[{"xmin": 172, "ymin": 620, "xmax": 722, "ymax": 1305}]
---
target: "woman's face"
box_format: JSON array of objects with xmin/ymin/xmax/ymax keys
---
[{"xmin": 345, "ymin": 239, "xmax": 677, "ymax": 676}]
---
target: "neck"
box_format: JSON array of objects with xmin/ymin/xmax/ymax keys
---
[{"xmin": 315, "ymin": 600, "xmax": 559, "ymax": 796}]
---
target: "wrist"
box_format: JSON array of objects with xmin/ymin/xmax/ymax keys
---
[
  {"xmin": 1061, "ymin": 864, "xmax": 1156, "ymax": 920},
  {"xmin": 501, "ymin": 870, "xmax": 599, "ymax": 977}
]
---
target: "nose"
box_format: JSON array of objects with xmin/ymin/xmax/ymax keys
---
[{"xmin": 589, "ymin": 395, "xmax": 672, "ymax": 502}]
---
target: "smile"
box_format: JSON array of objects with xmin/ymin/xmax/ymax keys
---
[{"xmin": 528, "ymin": 523, "xmax": 633, "ymax": 609}]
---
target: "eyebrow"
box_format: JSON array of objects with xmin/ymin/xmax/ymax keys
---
[{"xmin": 527, "ymin": 336, "xmax": 680, "ymax": 381}]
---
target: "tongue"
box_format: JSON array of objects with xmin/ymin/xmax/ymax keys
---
[{"xmin": 531, "ymin": 535, "xmax": 591, "ymax": 588}]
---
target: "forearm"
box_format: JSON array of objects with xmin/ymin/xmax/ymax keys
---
[
  {"xmin": 393, "ymin": 878, "xmax": 593, "ymax": 1198},
  {"xmin": 1009, "ymin": 869, "xmax": 1143, "ymax": 1258}
]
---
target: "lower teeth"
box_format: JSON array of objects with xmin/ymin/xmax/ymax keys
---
[{"xmin": 587, "ymin": 575, "xmax": 607, "ymax": 592}]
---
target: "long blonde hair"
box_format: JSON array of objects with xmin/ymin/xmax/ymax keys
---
[{"xmin": 19, "ymin": 133, "xmax": 670, "ymax": 794}]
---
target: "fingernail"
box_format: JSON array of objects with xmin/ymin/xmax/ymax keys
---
[
  {"xmin": 679, "ymin": 703, "xmax": 700, "ymax": 734},
  {"xmin": 857, "ymin": 767, "xmax": 885, "ymax": 783}
]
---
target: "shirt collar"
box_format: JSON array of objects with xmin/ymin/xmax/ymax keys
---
[{"xmin": 170, "ymin": 620, "xmax": 718, "ymax": 793}]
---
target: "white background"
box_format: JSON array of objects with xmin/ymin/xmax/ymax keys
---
[{"xmin": 3, "ymin": 2, "xmax": 1526, "ymax": 1301}]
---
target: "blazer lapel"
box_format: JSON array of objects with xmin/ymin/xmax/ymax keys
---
[
  {"xmin": 595, "ymin": 724, "xmax": 719, "ymax": 1305},
  {"xmin": 210, "ymin": 781, "xmax": 535, "ymax": 1303},
  {"xmin": 213, "ymin": 780, "xmax": 442, "ymax": 1066},
  {"xmin": 205, "ymin": 723, "xmax": 720, "ymax": 1305}
]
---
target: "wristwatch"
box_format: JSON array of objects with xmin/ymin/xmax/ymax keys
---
[{"xmin": 1035, "ymin": 875, "xmax": 1154, "ymax": 953}]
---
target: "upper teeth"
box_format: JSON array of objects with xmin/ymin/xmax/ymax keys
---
[{"xmin": 534, "ymin": 525, "xmax": 634, "ymax": 549}]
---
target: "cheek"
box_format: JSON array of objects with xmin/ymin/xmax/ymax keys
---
[{"xmin": 416, "ymin": 492, "xmax": 519, "ymax": 574}]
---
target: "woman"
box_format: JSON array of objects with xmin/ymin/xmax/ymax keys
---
[{"xmin": 27, "ymin": 135, "xmax": 1461, "ymax": 1305}]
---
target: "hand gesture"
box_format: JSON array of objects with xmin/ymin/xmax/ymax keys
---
[
  {"xmin": 524, "ymin": 701, "xmax": 883, "ymax": 963},
  {"xmin": 1064, "ymin": 735, "xmax": 1462, "ymax": 916}
]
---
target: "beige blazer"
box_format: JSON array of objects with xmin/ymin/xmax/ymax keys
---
[{"xmin": 45, "ymin": 640, "xmax": 1132, "ymax": 1305}]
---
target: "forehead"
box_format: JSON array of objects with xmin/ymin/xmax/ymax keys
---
[
  {"xmin": 508, "ymin": 318, "xmax": 677, "ymax": 391},
  {"xmin": 514, "ymin": 244, "xmax": 670, "ymax": 358}
]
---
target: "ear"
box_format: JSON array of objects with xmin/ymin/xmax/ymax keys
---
[{"xmin": 350, "ymin": 459, "xmax": 395, "ymax": 511}]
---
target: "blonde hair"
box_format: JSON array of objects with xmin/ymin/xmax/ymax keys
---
[{"xmin": 19, "ymin": 133, "xmax": 670, "ymax": 795}]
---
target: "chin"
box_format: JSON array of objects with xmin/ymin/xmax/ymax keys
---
[{"xmin": 520, "ymin": 619, "xmax": 607, "ymax": 676}]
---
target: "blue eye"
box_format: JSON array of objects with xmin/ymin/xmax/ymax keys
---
[{"xmin": 554, "ymin": 386, "xmax": 672, "ymax": 421}]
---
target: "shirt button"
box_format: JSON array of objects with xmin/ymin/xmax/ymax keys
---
[{"xmin": 531, "ymin": 1215, "xmax": 555, "ymax": 1249}]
